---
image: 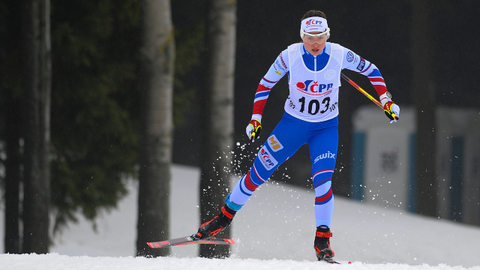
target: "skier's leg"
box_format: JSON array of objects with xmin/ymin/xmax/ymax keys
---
[
  {"xmin": 196, "ymin": 114, "xmax": 307, "ymax": 239},
  {"xmin": 309, "ymin": 125, "xmax": 338, "ymax": 227},
  {"xmin": 226, "ymin": 113, "xmax": 307, "ymax": 211},
  {"xmin": 308, "ymin": 124, "xmax": 338, "ymax": 259}
]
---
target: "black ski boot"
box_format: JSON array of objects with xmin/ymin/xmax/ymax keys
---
[
  {"xmin": 194, "ymin": 205, "xmax": 236, "ymax": 239},
  {"xmin": 314, "ymin": 225, "xmax": 335, "ymax": 261}
]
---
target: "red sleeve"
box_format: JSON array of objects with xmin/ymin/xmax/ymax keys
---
[
  {"xmin": 368, "ymin": 76, "xmax": 388, "ymax": 97},
  {"xmin": 251, "ymin": 84, "xmax": 272, "ymax": 118}
]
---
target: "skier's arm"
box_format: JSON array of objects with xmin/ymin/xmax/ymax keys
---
[
  {"xmin": 342, "ymin": 48, "xmax": 400, "ymax": 121},
  {"xmin": 342, "ymin": 51, "xmax": 391, "ymax": 104},
  {"xmin": 251, "ymin": 50, "xmax": 289, "ymax": 122},
  {"xmin": 246, "ymin": 50, "xmax": 289, "ymax": 141}
]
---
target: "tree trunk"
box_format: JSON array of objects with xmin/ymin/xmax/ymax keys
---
[
  {"xmin": 21, "ymin": 0, "xmax": 52, "ymax": 253},
  {"xmin": 136, "ymin": 0, "xmax": 175, "ymax": 257},
  {"xmin": 4, "ymin": 96, "xmax": 22, "ymax": 254},
  {"xmin": 199, "ymin": 0, "xmax": 237, "ymax": 259},
  {"xmin": 2, "ymin": 0, "xmax": 22, "ymax": 254},
  {"xmin": 411, "ymin": 0, "xmax": 437, "ymax": 217}
]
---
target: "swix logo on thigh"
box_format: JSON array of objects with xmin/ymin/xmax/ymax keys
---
[
  {"xmin": 296, "ymin": 80, "xmax": 333, "ymax": 94},
  {"xmin": 313, "ymin": 151, "xmax": 336, "ymax": 164},
  {"xmin": 259, "ymin": 146, "xmax": 278, "ymax": 170}
]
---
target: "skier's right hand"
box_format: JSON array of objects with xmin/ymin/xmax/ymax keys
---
[{"xmin": 246, "ymin": 119, "xmax": 262, "ymax": 142}]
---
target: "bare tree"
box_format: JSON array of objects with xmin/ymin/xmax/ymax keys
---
[
  {"xmin": 136, "ymin": 0, "xmax": 175, "ymax": 257},
  {"xmin": 411, "ymin": 0, "xmax": 437, "ymax": 217},
  {"xmin": 199, "ymin": 0, "xmax": 237, "ymax": 259},
  {"xmin": 21, "ymin": 0, "xmax": 52, "ymax": 253},
  {"xmin": 4, "ymin": 94, "xmax": 22, "ymax": 254},
  {"xmin": 2, "ymin": 0, "xmax": 22, "ymax": 254}
]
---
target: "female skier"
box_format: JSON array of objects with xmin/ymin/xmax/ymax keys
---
[{"xmin": 194, "ymin": 9, "xmax": 400, "ymax": 262}]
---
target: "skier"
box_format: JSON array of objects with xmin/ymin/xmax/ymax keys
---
[{"xmin": 194, "ymin": 9, "xmax": 400, "ymax": 262}]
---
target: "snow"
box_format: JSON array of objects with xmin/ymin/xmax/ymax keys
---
[{"xmin": 1, "ymin": 164, "xmax": 480, "ymax": 270}]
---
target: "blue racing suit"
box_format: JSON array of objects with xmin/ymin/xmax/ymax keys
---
[{"xmin": 226, "ymin": 42, "xmax": 389, "ymax": 227}]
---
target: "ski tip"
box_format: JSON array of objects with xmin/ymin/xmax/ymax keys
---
[
  {"xmin": 225, "ymin": 238, "xmax": 235, "ymax": 245},
  {"xmin": 146, "ymin": 241, "xmax": 168, "ymax": 248}
]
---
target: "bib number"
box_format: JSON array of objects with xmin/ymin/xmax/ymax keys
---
[{"xmin": 299, "ymin": 96, "xmax": 331, "ymax": 115}]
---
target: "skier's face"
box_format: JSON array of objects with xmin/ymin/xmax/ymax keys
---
[{"xmin": 302, "ymin": 32, "xmax": 327, "ymax": 56}]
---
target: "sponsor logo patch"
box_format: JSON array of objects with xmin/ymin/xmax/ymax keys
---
[
  {"xmin": 258, "ymin": 146, "xmax": 278, "ymax": 170},
  {"xmin": 346, "ymin": 51, "xmax": 354, "ymax": 62},
  {"xmin": 356, "ymin": 57, "xmax": 366, "ymax": 71},
  {"xmin": 296, "ymin": 80, "xmax": 333, "ymax": 94},
  {"xmin": 313, "ymin": 151, "xmax": 336, "ymax": 164},
  {"xmin": 278, "ymin": 53, "xmax": 287, "ymax": 69},
  {"xmin": 267, "ymin": 135, "xmax": 283, "ymax": 152}
]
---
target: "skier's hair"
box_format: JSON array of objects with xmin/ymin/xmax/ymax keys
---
[{"xmin": 301, "ymin": 10, "xmax": 327, "ymax": 20}]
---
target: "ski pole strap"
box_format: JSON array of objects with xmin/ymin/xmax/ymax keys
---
[
  {"xmin": 316, "ymin": 231, "xmax": 333, "ymax": 238},
  {"xmin": 384, "ymin": 110, "xmax": 398, "ymax": 121}
]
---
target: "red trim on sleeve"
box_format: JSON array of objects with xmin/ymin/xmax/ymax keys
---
[
  {"xmin": 368, "ymin": 77, "xmax": 388, "ymax": 96},
  {"xmin": 252, "ymin": 84, "xmax": 271, "ymax": 117}
]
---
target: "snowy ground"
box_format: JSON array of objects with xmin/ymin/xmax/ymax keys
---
[{"xmin": 2, "ymin": 164, "xmax": 480, "ymax": 270}]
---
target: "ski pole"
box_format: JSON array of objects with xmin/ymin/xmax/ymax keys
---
[{"xmin": 341, "ymin": 73, "xmax": 398, "ymax": 121}]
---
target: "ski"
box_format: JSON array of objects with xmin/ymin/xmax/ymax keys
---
[
  {"xmin": 147, "ymin": 235, "xmax": 235, "ymax": 249},
  {"xmin": 319, "ymin": 257, "xmax": 341, "ymax": 264}
]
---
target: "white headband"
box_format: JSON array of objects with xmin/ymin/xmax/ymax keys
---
[{"xmin": 301, "ymin": 17, "xmax": 328, "ymax": 33}]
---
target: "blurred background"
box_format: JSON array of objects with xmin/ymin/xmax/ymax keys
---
[{"xmin": 172, "ymin": 0, "xmax": 480, "ymax": 222}]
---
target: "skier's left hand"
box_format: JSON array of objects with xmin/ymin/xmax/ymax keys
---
[{"xmin": 383, "ymin": 101, "xmax": 400, "ymax": 123}]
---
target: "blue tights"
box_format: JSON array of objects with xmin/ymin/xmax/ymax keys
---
[{"xmin": 227, "ymin": 113, "xmax": 339, "ymax": 227}]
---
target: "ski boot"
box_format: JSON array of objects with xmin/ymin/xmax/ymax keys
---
[
  {"xmin": 194, "ymin": 205, "xmax": 236, "ymax": 239},
  {"xmin": 314, "ymin": 225, "xmax": 335, "ymax": 261}
]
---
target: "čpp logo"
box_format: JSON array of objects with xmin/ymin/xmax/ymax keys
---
[
  {"xmin": 260, "ymin": 148, "xmax": 273, "ymax": 165},
  {"xmin": 259, "ymin": 146, "xmax": 278, "ymax": 170},
  {"xmin": 305, "ymin": 19, "xmax": 323, "ymax": 26},
  {"xmin": 296, "ymin": 80, "xmax": 333, "ymax": 93}
]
